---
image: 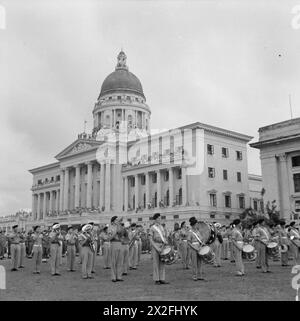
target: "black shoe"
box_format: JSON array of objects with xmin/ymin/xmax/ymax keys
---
[
  {"xmin": 71, "ymin": 270, "xmax": 76, "ymax": 272},
  {"xmin": 88, "ymin": 276, "xmax": 94, "ymax": 279},
  {"xmin": 155, "ymin": 281, "xmax": 161, "ymax": 285},
  {"xmin": 112, "ymin": 279, "xmax": 117, "ymax": 282},
  {"xmin": 159, "ymin": 280, "xmax": 169, "ymax": 284},
  {"xmin": 198, "ymin": 278, "xmax": 208, "ymax": 281},
  {"xmin": 36, "ymin": 271, "xmax": 40, "ymax": 274},
  {"xmin": 91, "ymin": 271, "xmax": 95, "ymax": 274},
  {"xmin": 256, "ymin": 266, "xmax": 261, "ymax": 269},
  {"xmin": 116, "ymin": 279, "xmax": 124, "ymax": 282},
  {"xmin": 18, "ymin": 266, "xmax": 25, "ymax": 269},
  {"xmin": 122, "ymin": 272, "xmax": 128, "ymax": 276},
  {"xmin": 266, "ymin": 271, "xmax": 273, "ymax": 273},
  {"xmin": 54, "ymin": 273, "xmax": 61, "ymax": 276},
  {"xmin": 11, "ymin": 268, "xmax": 18, "ymax": 272}
]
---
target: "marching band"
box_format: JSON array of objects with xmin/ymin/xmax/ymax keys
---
[{"xmin": 0, "ymin": 214, "xmax": 299, "ymax": 286}]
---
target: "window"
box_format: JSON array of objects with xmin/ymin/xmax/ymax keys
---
[
  {"xmin": 223, "ymin": 169, "xmax": 228, "ymax": 180},
  {"xmin": 260, "ymin": 200, "xmax": 264, "ymax": 213},
  {"xmin": 131, "ymin": 177, "xmax": 135, "ymax": 187},
  {"xmin": 207, "ymin": 144, "xmax": 214, "ymax": 155},
  {"xmin": 152, "ymin": 173, "xmax": 157, "ymax": 184},
  {"xmin": 164, "ymin": 171, "xmax": 169, "ymax": 182},
  {"xmin": 237, "ymin": 172, "xmax": 242, "ymax": 182},
  {"xmin": 294, "ymin": 173, "xmax": 300, "ymax": 193},
  {"xmin": 239, "ymin": 196, "xmax": 245, "ymax": 209},
  {"xmin": 209, "ymin": 194, "xmax": 217, "ymax": 207},
  {"xmin": 210, "ymin": 213, "xmax": 216, "ymax": 219},
  {"xmin": 253, "ymin": 200, "xmax": 258, "ymax": 211},
  {"xmin": 37, "ymin": 179, "xmax": 42, "ymax": 185},
  {"xmin": 208, "ymin": 167, "xmax": 215, "ymax": 178},
  {"xmin": 225, "ymin": 195, "xmax": 231, "ymax": 208},
  {"xmin": 173, "ymin": 214, "xmax": 179, "ymax": 219},
  {"xmin": 222, "ymin": 147, "xmax": 229, "ymax": 158},
  {"xmin": 295, "ymin": 200, "xmax": 300, "ymax": 212},
  {"xmin": 56, "ymin": 175, "xmax": 60, "ymax": 182},
  {"xmin": 141, "ymin": 175, "xmax": 145, "ymax": 185},
  {"xmin": 117, "ymin": 96, "xmax": 121, "ymax": 100},
  {"xmin": 161, "ymin": 215, "xmax": 166, "ymax": 220},
  {"xmin": 108, "ymin": 96, "xmax": 112, "ymax": 100},
  {"xmin": 292, "ymin": 156, "xmax": 300, "ymax": 167},
  {"xmin": 236, "ymin": 151, "xmax": 243, "ymax": 160},
  {"xmin": 138, "ymin": 217, "xmax": 143, "ymax": 222}
]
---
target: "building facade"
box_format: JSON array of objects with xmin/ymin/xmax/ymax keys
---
[
  {"xmin": 251, "ymin": 117, "xmax": 300, "ymax": 221},
  {"xmin": 28, "ymin": 51, "xmax": 257, "ymax": 229}
]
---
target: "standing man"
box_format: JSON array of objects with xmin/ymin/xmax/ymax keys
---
[
  {"xmin": 255, "ymin": 218, "xmax": 272, "ymax": 273},
  {"xmin": 78, "ymin": 224, "xmax": 94, "ymax": 279},
  {"xmin": 19, "ymin": 229, "xmax": 26, "ymax": 269},
  {"xmin": 129, "ymin": 223, "xmax": 138, "ymax": 270},
  {"xmin": 212, "ymin": 223, "xmax": 222, "ymax": 268},
  {"xmin": 228, "ymin": 224, "xmax": 235, "ymax": 263},
  {"xmin": 252, "ymin": 221, "xmax": 261, "ymax": 269},
  {"xmin": 289, "ymin": 221, "xmax": 300, "ymax": 265},
  {"xmin": 49, "ymin": 223, "xmax": 63, "ymax": 276},
  {"xmin": 32, "ymin": 226, "xmax": 43, "ymax": 274},
  {"xmin": 65, "ymin": 225, "xmax": 77, "ymax": 272},
  {"xmin": 149, "ymin": 213, "xmax": 169, "ymax": 285},
  {"xmin": 231, "ymin": 219, "xmax": 245, "ymax": 276},
  {"xmin": 179, "ymin": 221, "xmax": 190, "ymax": 269},
  {"xmin": 108, "ymin": 216, "xmax": 124, "ymax": 282},
  {"xmin": 99, "ymin": 226, "xmax": 110, "ymax": 269},
  {"xmin": 8, "ymin": 225, "xmax": 21, "ymax": 271},
  {"xmin": 187, "ymin": 217, "xmax": 205, "ymax": 281},
  {"xmin": 0, "ymin": 229, "xmax": 6, "ymax": 260},
  {"xmin": 136, "ymin": 225, "xmax": 143, "ymax": 266},
  {"xmin": 221, "ymin": 226, "xmax": 229, "ymax": 260},
  {"xmin": 121, "ymin": 222, "xmax": 130, "ymax": 276},
  {"xmin": 276, "ymin": 220, "xmax": 289, "ymax": 267},
  {"xmin": 89, "ymin": 222, "xmax": 97, "ymax": 274},
  {"xmin": 26, "ymin": 231, "xmax": 34, "ymax": 258}
]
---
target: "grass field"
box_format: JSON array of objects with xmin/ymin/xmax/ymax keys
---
[{"xmin": 0, "ymin": 253, "xmax": 296, "ymax": 301}]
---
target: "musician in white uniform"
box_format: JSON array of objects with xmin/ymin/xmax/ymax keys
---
[
  {"xmin": 49, "ymin": 223, "xmax": 63, "ymax": 276},
  {"xmin": 129, "ymin": 223, "xmax": 138, "ymax": 270},
  {"xmin": 149, "ymin": 213, "xmax": 169, "ymax": 285},
  {"xmin": 255, "ymin": 218, "xmax": 272, "ymax": 273},
  {"xmin": 231, "ymin": 219, "xmax": 245, "ymax": 276},
  {"xmin": 78, "ymin": 224, "xmax": 94, "ymax": 279},
  {"xmin": 289, "ymin": 221, "xmax": 300, "ymax": 265}
]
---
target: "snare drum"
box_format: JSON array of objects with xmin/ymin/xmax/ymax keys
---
[
  {"xmin": 242, "ymin": 244, "xmax": 257, "ymax": 261},
  {"xmin": 160, "ymin": 245, "xmax": 177, "ymax": 265},
  {"xmin": 198, "ymin": 245, "xmax": 215, "ymax": 264},
  {"xmin": 267, "ymin": 242, "xmax": 280, "ymax": 258},
  {"xmin": 198, "ymin": 222, "xmax": 217, "ymax": 245}
]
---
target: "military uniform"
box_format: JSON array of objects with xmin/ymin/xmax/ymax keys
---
[
  {"xmin": 120, "ymin": 228, "xmax": 130, "ymax": 275},
  {"xmin": 129, "ymin": 229, "xmax": 139, "ymax": 269},
  {"xmin": 187, "ymin": 227, "xmax": 204, "ymax": 280},
  {"xmin": 49, "ymin": 231, "xmax": 62, "ymax": 275},
  {"xmin": 0, "ymin": 232, "xmax": 6, "ymax": 259},
  {"xmin": 9, "ymin": 231, "xmax": 21, "ymax": 270},
  {"xmin": 65, "ymin": 232, "xmax": 77, "ymax": 271},
  {"xmin": 179, "ymin": 228, "xmax": 189, "ymax": 269},
  {"xmin": 231, "ymin": 227, "xmax": 245, "ymax": 275},
  {"xmin": 19, "ymin": 232, "xmax": 26, "ymax": 268},
  {"xmin": 221, "ymin": 229, "xmax": 229, "ymax": 260},
  {"xmin": 32, "ymin": 231, "xmax": 43, "ymax": 273},
  {"xmin": 108, "ymin": 223, "xmax": 124, "ymax": 281},
  {"xmin": 277, "ymin": 226, "xmax": 289, "ymax": 266},
  {"xmin": 149, "ymin": 223, "xmax": 167, "ymax": 282},
  {"xmin": 252, "ymin": 226, "xmax": 261, "ymax": 268},
  {"xmin": 289, "ymin": 227, "xmax": 300, "ymax": 265},
  {"xmin": 255, "ymin": 226, "xmax": 270, "ymax": 272},
  {"xmin": 78, "ymin": 231, "xmax": 94, "ymax": 279},
  {"xmin": 100, "ymin": 230, "xmax": 111, "ymax": 269}
]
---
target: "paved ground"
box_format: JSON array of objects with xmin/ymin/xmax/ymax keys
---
[{"xmin": 0, "ymin": 254, "xmax": 296, "ymax": 301}]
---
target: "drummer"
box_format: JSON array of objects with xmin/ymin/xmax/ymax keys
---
[
  {"xmin": 289, "ymin": 221, "xmax": 300, "ymax": 265},
  {"xmin": 187, "ymin": 217, "xmax": 206, "ymax": 281},
  {"xmin": 148, "ymin": 213, "xmax": 169, "ymax": 285},
  {"xmin": 231, "ymin": 219, "xmax": 245, "ymax": 276},
  {"xmin": 276, "ymin": 220, "xmax": 289, "ymax": 267},
  {"xmin": 179, "ymin": 221, "xmax": 190, "ymax": 269},
  {"xmin": 255, "ymin": 218, "xmax": 272, "ymax": 273},
  {"xmin": 252, "ymin": 221, "xmax": 261, "ymax": 269}
]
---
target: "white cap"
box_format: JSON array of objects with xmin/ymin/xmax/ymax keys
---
[{"xmin": 124, "ymin": 221, "xmax": 130, "ymax": 228}]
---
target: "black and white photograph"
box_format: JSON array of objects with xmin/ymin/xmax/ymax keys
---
[{"xmin": 0, "ymin": 0, "xmax": 300, "ymax": 306}]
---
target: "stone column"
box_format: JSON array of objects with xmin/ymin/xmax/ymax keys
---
[
  {"xmin": 169, "ymin": 167, "xmax": 174, "ymax": 207},
  {"xmin": 56, "ymin": 190, "xmax": 59, "ymax": 212},
  {"xmin": 42, "ymin": 192, "xmax": 47, "ymax": 220},
  {"xmin": 63, "ymin": 167, "xmax": 69, "ymax": 210},
  {"xmin": 134, "ymin": 174, "xmax": 139, "ymax": 210},
  {"xmin": 124, "ymin": 176, "xmax": 128, "ymax": 212},
  {"xmin": 145, "ymin": 172, "xmax": 150, "ymax": 207},
  {"xmin": 59, "ymin": 169, "xmax": 64, "ymax": 212},
  {"xmin": 75, "ymin": 164, "xmax": 80, "ymax": 208},
  {"xmin": 49, "ymin": 190, "xmax": 53, "ymax": 214},
  {"xmin": 32, "ymin": 194, "xmax": 36, "ymax": 219},
  {"xmin": 86, "ymin": 162, "xmax": 93, "ymax": 208},
  {"xmin": 100, "ymin": 163, "xmax": 105, "ymax": 210},
  {"xmin": 182, "ymin": 166, "xmax": 187, "ymax": 206},
  {"xmin": 105, "ymin": 161, "xmax": 111, "ymax": 211},
  {"xmin": 37, "ymin": 194, "xmax": 41, "ymax": 220},
  {"xmin": 157, "ymin": 170, "xmax": 161, "ymax": 207}
]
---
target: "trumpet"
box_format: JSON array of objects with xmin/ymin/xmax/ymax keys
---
[{"xmin": 129, "ymin": 230, "xmax": 139, "ymax": 248}]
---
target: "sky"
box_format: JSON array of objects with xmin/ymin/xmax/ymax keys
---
[{"xmin": 0, "ymin": 0, "xmax": 300, "ymax": 216}]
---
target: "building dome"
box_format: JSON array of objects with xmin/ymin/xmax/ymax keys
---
[{"xmin": 98, "ymin": 51, "xmax": 145, "ymax": 100}]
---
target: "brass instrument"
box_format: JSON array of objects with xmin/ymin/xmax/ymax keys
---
[
  {"xmin": 129, "ymin": 230, "xmax": 139, "ymax": 249},
  {"xmin": 82, "ymin": 231, "xmax": 95, "ymax": 252}
]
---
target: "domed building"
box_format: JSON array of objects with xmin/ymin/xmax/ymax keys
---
[{"xmin": 28, "ymin": 51, "xmax": 261, "ymax": 231}]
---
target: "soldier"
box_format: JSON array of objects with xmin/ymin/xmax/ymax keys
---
[
  {"xmin": 32, "ymin": 226, "xmax": 43, "ymax": 274},
  {"xmin": 136, "ymin": 225, "xmax": 143, "ymax": 266},
  {"xmin": 108, "ymin": 216, "xmax": 124, "ymax": 282},
  {"xmin": 179, "ymin": 221, "xmax": 190, "ymax": 269},
  {"xmin": 78, "ymin": 224, "xmax": 94, "ymax": 279},
  {"xmin": 221, "ymin": 226, "xmax": 229, "ymax": 260},
  {"xmin": 252, "ymin": 221, "xmax": 261, "ymax": 269},
  {"xmin": 0, "ymin": 229, "xmax": 6, "ymax": 260},
  {"xmin": 228, "ymin": 224, "xmax": 235, "ymax": 263},
  {"xmin": 89, "ymin": 222, "xmax": 97, "ymax": 274},
  {"xmin": 19, "ymin": 229, "xmax": 26, "ymax": 269},
  {"xmin": 129, "ymin": 223, "xmax": 139, "ymax": 270},
  {"xmin": 8, "ymin": 225, "xmax": 21, "ymax": 271},
  {"xmin": 231, "ymin": 219, "xmax": 245, "ymax": 276},
  {"xmin": 289, "ymin": 221, "xmax": 300, "ymax": 265},
  {"xmin": 212, "ymin": 223, "xmax": 222, "ymax": 268},
  {"xmin": 121, "ymin": 222, "xmax": 130, "ymax": 276},
  {"xmin": 65, "ymin": 225, "xmax": 77, "ymax": 272},
  {"xmin": 49, "ymin": 223, "xmax": 63, "ymax": 276},
  {"xmin": 255, "ymin": 218, "xmax": 272, "ymax": 273},
  {"xmin": 187, "ymin": 217, "xmax": 206, "ymax": 281},
  {"xmin": 26, "ymin": 231, "xmax": 34, "ymax": 258},
  {"xmin": 99, "ymin": 226, "xmax": 110, "ymax": 269},
  {"xmin": 276, "ymin": 220, "xmax": 289, "ymax": 267},
  {"xmin": 149, "ymin": 213, "xmax": 169, "ymax": 285}
]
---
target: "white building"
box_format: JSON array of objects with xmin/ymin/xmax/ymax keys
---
[
  {"xmin": 251, "ymin": 117, "xmax": 300, "ymax": 221},
  {"xmin": 28, "ymin": 51, "xmax": 258, "ymax": 229}
]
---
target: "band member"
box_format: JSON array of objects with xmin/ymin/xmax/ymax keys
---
[
  {"xmin": 65, "ymin": 225, "xmax": 77, "ymax": 272},
  {"xmin": 212, "ymin": 223, "xmax": 222, "ymax": 268},
  {"xmin": 251, "ymin": 221, "xmax": 261, "ymax": 269},
  {"xmin": 88, "ymin": 222, "xmax": 96, "ymax": 274},
  {"xmin": 228, "ymin": 224, "xmax": 235, "ymax": 263},
  {"xmin": 108, "ymin": 216, "xmax": 124, "ymax": 282},
  {"xmin": 276, "ymin": 220, "xmax": 289, "ymax": 267},
  {"xmin": 129, "ymin": 223, "xmax": 139, "ymax": 270},
  {"xmin": 32, "ymin": 226, "xmax": 43, "ymax": 274},
  {"xmin": 0, "ymin": 229, "xmax": 6, "ymax": 260},
  {"xmin": 149, "ymin": 213, "xmax": 169, "ymax": 285},
  {"xmin": 231, "ymin": 219, "xmax": 245, "ymax": 276},
  {"xmin": 255, "ymin": 218, "xmax": 271, "ymax": 273},
  {"xmin": 172, "ymin": 223, "xmax": 181, "ymax": 251},
  {"xmin": 136, "ymin": 225, "xmax": 142, "ymax": 266},
  {"xmin": 8, "ymin": 225, "xmax": 21, "ymax": 271},
  {"xmin": 99, "ymin": 225, "xmax": 110, "ymax": 269},
  {"xmin": 18, "ymin": 230, "xmax": 26, "ymax": 269},
  {"xmin": 221, "ymin": 226, "xmax": 230, "ymax": 260},
  {"xmin": 121, "ymin": 222, "xmax": 130, "ymax": 275},
  {"xmin": 26, "ymin": 231, "xmax": 34, "ymax": 258},
  {"xmin": 179, "ymin": 221, "xmax": 190, "ymax": 269},
  {"xmin": 289, "ymin": 221, "xmax": 300, "ymax": 265},
  {"xmin": 49, "ymin": 223, "xmax": 63, "ymax": 276},
  {"xmin": 78, "ymin": 224, "xmax": 94, "ymax": 279},
  {"xmin": 187, "ymin": 217, "xmax": 205, "ymax": 281}
]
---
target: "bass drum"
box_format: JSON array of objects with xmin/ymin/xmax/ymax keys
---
[
  {"xmin": 198, "ymin": 245, "xmax": 215, "ymax": 264},
  {"xmin": 159, "ymin": 245, "xmax": 178, "ymax": 265},
  {"xmin": 198, "ymin": 221, "xmax": 217, "ymax": 245}
]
